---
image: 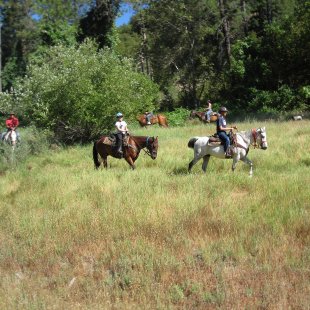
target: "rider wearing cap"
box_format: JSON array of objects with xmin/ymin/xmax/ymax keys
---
[
  {"xmin": 1, "ymin": 112, "xmax": 21, "ymax": 142},
  {"xmin": 115, "ymin": 112, "xmax": 129, "ymax": 155},
  {"xmin": 216, "ymin": 107, "xmax": 237, "ymax": 158}
]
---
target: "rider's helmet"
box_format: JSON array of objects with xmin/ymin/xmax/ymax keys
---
[
  {"xmin": 219, "ymin": 106, "xmax": 228, "ymax": 113},
  {"xmin": 9, "ymin": 112, "xmax": 15, "ymax": 115},
  {"xmin": 116, "ymin": 112, "xmax": 123, "ymax": 118}
]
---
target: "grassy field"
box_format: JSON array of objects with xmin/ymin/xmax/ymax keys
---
[{"xmin": 0, "ymin": 120, "xmax": 309, "ymax": 309}]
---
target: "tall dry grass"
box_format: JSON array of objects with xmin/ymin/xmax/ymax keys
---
[{"xmin": 0, "ymin": 120, "xmax": 309, "ymax": 309}]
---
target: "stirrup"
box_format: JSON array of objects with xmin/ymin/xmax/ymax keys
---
[{"xmin": 225, "ymin": 150, "xmax": 232, "ymax": 158}]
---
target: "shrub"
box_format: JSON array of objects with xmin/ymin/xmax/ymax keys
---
[
  {"xmin": 165, "ymin": 107, "xmax": 190, "ymax": 127},
  {"xmin": 248, "ymin": 85, "xmax": 300, "ymax": 113},
  {"xmin": 0, "ymin": 126, "xmax": 52, "ymax": 172},
  {"xmin": 12, "ymin": 40, "xmax": 159, "ymax": 143}
]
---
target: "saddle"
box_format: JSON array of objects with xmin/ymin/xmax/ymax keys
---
[
  {"xmin": 102, "ymin": 134, "xmax": 116, "ymax": 146},
  {"xmin": 102, "ymin": 133, "xmax": 129, "ymax": 147},
  {"xmin": 208, "ymin": 132, "xmax": 237, "ymax": 146}
]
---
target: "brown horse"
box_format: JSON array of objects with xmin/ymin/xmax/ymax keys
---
[
  {"xmin": 137, "ymin": 114, "xmax": 169, "ymax": 127},
  {"xmin": 93, "ymin": 135, "xmax": 158, "ymax": 170},
  {"xmin": 190, "ymin": 110, "xmax": 218, "ymax": 123}
]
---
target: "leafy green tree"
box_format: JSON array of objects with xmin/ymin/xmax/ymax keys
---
[
  {"xmin": 0, "ymin": 0, "xmax": 38, "ymax": 90},
  {"xmin": 12, "ymin": 40, "xmax": 159, "ymax": 143},
  {"xmin": 115, "ymin": 24, "xmax": 140, "ymax": 61},
  {"xmin": 78, "ymin": 0, "xmax": 121, "ymax": 48},
  {"xmin": 129, "ymin": 0, "xmax": 221, "ymax": 109}
]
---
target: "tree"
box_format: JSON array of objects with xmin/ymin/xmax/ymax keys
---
[
  {"xmin": 0, "ymin": 0, "xmax": 38, "ymax": 90},
  {"xmin": 78, "ymin": 0, "xmax": 121, "ymax": 48}
]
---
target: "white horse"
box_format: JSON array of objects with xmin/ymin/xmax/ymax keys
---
[
  {"xmin": 3, "ymin": 129, "xmax": 17, "ymax": 150},
  {"xmin": 188, "ymin": 127, "xmax": 268, "ymax": 176}
]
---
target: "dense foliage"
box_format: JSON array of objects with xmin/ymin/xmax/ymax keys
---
[{"xmin": 118, "ymin": 0, "xmax": 309, "ymax": 111}]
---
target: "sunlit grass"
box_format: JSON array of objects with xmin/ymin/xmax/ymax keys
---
[{"xmin": 0, "ymin": 120, "xmax": 309, "ymax": 308}]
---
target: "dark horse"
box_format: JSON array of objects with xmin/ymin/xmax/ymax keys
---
[
  {"xmin": 137, "ymin": 114, "xmax": 169, "ymax": 127},
  {"xmin": 189, "ymin": 110, "xmax": 218, "ymax": 123},
  {"xmin": 93, "ymin": 135, "xmax": 159, "ymax": 170}
]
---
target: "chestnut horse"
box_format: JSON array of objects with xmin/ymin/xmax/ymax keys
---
[
  {"xmin": 93, "ymin": 135, "xmax": 158, "ymax": 170},
  {"xmin": 189, "ymin": 110, "xmax": 218, "ymax": 123},
  {"xmin": 137, "ymin": 114, "xmax": 169, "ymax": 127}
]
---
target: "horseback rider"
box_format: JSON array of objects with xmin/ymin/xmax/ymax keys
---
[
  {"xmin": 144, "ymin": 111, "xmax": 153, "ymax": 125},
  {"xmin": 205, "ymin": 100, "xmax": 213, "ymax": 123},
  {"xmin": 1, "ymin": 112, "xmax": 21, "ymax": 142},
  {"xmin": 216, "ymin": 107, "xmax": 237, "ymax": 158},
  {"xmin": 115, "ymin": 112, "xmax": 129, "ymax": 155}
]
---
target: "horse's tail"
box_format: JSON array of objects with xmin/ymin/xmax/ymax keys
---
[
  {"xmin": 188, "ymin": 138, "xmax": 198, "ymax": 149},
  {"xmin": 93, "ymin": 141, "xmax": 100, "ymax": 169}
]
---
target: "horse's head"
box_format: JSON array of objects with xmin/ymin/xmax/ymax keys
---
[
  {"xmin": 189, "ymin": 110, "xmax": 197, "ymax": 119},
  {"xmin": 147, "ymin": 136, "xmax": 158, "ymax": 159},
  {"xmin": 256, "ymin": 127, "xmax": 268, "ymax": 150}
]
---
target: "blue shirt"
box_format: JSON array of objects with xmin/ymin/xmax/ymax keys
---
[{"xmin": 217, "ymin": 115, "xmax": 227, "ymax": 132}]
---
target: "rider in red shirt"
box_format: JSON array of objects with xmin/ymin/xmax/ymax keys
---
[
  {"xmin": 6, "ymin": 113, "xmax": 19, "ymax": 129},
  {"xmin": 2, "ymin": 112, "xmax": 21, "ymax": 141}
]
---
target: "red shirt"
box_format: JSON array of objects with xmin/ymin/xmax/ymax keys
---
[{"xmin": 6, "ymin": 117, "xmax": 19, "ymax": 129}]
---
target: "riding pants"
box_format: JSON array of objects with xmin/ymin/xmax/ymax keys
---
[
  {"xmin": 217, "ymin": 131, "xmax": 230, "ymax": 153},
  {"xmin": 146, "ymin": 113, "xmax": 153, "ymax": 123},
  {"xmin": 116, "ymin": 132, "xmax": 124, "ymax": 153},
  {"xmin": 205, "ymin": 110, "xmax": 213, "ymax": 121}
]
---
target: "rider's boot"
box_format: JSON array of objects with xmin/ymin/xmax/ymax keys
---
[
  {"xmin": 225, "ymin": 146, "xmax": 233, "ymax": 158},
  {"xmin": 117, "ymin": 146, "xmax": 123, "ymax": 155}
]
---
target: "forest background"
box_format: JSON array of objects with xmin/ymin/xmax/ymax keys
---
[{"xmin": 0, "ymin": 0, "xmax": 309, "ymax": 143}]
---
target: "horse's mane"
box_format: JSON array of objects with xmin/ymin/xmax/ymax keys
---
[{"xmin": 237, "ymin": 130, "xmax": 251, "ymax": 144}]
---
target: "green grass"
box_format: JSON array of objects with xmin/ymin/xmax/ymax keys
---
[{"xmin": 0, "ymin": 120, "xmax": 309, "ymax": 309}]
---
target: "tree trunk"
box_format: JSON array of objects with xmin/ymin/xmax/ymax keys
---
[
  {"xmin": 218, "ymin": 0, "xmax": 231, "ymax": 66},
  {"xmin": 240, "ymin": 0, "xmax": 248, "ymax": 36},
  {"xmin": 266, "ymin": 0, "xmax": 273, "ymax": 24}
]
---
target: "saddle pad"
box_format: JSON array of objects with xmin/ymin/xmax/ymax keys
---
[
  {"xmin": 208, "ymin": 142, "xmax": 222, "ymax": 146},
  {"xmin": 102, "ymin": 137, "xmax": 113, "ymax": 145},
  {"xmin": 208, "ymin": 137, "xmax": 221, "ymax": 143}
]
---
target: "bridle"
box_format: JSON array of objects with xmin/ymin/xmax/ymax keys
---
[
  {"xmin": 130, "ymin": 136, "xmax": 156, "ymax": 158},
  {"xmin": 252, "ymin": 128, "xmax": 266, "ymax": 149}
]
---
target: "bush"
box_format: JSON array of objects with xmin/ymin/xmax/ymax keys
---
[
  {"xmin": 165, "ymin": 108, "xmax": 190, "ymax": 126},
  {"xmin": 0, "ymin": 126, "xmax": 52, "ymax": 172},
  {"xmin": 12, "ymin": 40, "xmax": 159, "ymax": 143},
  {"xmin": 248, "ymin": 85, "xmax": 301, "ymax": 113}
]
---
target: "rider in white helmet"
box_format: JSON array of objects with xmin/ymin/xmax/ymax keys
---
[{"xmin": 115, "ymin": 112, "xmax": 129, "ymax": 155}]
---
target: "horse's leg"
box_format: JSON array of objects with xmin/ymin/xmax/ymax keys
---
[
  {"xmin": 241, "ymin": 156, "xmax": 253, "ymax": 177},
  {"xmin": 124, "ymin": 156, "xmax": 136, "ymax": 170},
  {"xmin": 202, "ymin": 155, "xmax": 210, "ymax": 173},
  {"xmin": 102, "ymin": 156, "xmax": 108, "ymax": 169},
  {"xmin": 188, "ymin": 153, "xmax": 203, "ymax": 172},
  {"xmin": 232, "ymin": 154, "xmax": 240, "ymax": 172}
]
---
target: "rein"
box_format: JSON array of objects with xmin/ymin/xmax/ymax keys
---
[{"xmin": 251, "ymin": 129, "xmax": 258, "ymax": 148}]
